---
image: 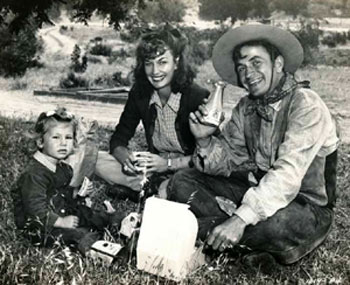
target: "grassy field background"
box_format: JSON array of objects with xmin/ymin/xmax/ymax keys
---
[
  {"xmin": 0, "ymin": 22, "xmax": 350, "ymax": 284},
  {"xmin": 0, "ymin": 115, "xmax": 349, "ymax": 284}
]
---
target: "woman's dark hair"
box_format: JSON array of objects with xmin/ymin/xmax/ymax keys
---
[
  {"xmin": 232, "ymin": 40, "xmax": 282, "ymax": 87},
  {"xmin": 133, "ymin": 24, "xmax": 196, "ymax": 94}
]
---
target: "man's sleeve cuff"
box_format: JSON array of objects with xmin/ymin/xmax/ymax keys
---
[
  {"xmin": 197, "ymin": 144, "xmax": 211, "ymax": 158},
  {"xmin": 48, "ymin": 212, "xmax": 60, "ymax": 229},
  {"xmin": 196, "ymin": 136, "xmax": 215, "ymax": 157},
  {"xmin": 194, "ymin": 139, "xmax": 215, "ymax": 170},
  {"xmin": 235, "ymin": 204, "xmax": 260, "ymax": 226}
]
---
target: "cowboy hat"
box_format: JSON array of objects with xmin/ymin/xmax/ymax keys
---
[{"xmin": 212, "ymin": 24, "xmax": 304, "ymax": 85}]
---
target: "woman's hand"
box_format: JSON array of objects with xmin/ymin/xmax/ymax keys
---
[
  {"xmin": 112, "ymin": 146, "xmax": 139, "ymax": 175},
  {"xmin": 135, "ymin": 152, "xmax": 168, "ymax": 173},
  {"xmin": 122, "ymin": 155, "xmax": 140, "ymax": 176}
]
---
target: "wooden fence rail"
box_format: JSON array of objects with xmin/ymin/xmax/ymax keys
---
[{"xmin": 33, "ymin": 87, "xmax": 130, "ymax": 104}]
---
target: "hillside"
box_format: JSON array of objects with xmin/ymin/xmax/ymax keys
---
[{"xmin": 308, "ymin": 0, "xmax": 350, "ymax": 17}]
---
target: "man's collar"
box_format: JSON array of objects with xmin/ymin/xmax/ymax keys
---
[{"xmin": 33, "ymin": 151, "xmax": 57, "ymax": 173}]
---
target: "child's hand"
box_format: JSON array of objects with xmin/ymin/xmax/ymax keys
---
[{"xmin": 54, "ymin": 215, "xmax": 79, "ymax": 229}]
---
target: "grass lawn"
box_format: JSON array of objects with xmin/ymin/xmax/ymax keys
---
[{"xmin": 0, "ymin": 115, "xmax": 349, "ymax": 284}]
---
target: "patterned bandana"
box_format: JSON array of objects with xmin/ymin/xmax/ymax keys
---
[{"xmin": 245, "ymin": 74, "xmax": 310, "ymax": 121}]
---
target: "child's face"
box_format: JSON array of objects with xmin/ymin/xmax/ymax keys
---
[{"xmin": 38, "ymin": 122, "xmax": 75, "ymax": 161}]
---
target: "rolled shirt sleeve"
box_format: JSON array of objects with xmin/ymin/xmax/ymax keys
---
[{"xmin": 193, "ymin": 99, "xmax": 251, "ymax": 176}]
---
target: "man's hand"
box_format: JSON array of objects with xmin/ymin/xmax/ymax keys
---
[
  {"xmin": 189, "ymin": 99, "xmax": 223, "ymax": 148},
  {"xmin": 54, "ymin": 215, "xmax": 79, "ymax": 229},
  {"xmin": 207, "ymin": 215, "xmax": 247, "ymax": 251}
]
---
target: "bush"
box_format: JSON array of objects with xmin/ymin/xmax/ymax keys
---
[
  {"xmin": 316, "ymin": 48, "xmax": 350, "ymax": 66},
  {"xmin": 89, "ymin": 43, "xmax": 112, "ymax": 57},
  {"xmin": 93, "ymin": 71, "xmax": 130, "ymax": 87},
  {"xmin": 180, "ymin": 26, "xmax": 229, "ymax": 66},
  {"xmin": 292, "ymin": 19, "xmax": 323, "ymax": 66},
  {"xmin": 321, "ymin": 32, "xmax": 348, "ymax": 48},
  {"xmin": 112, "ymin": 71, "xmax": 130, "ymax": 86},
  {"xmin": 87, "ymin": 55, "xmax": 103, "ymax": 64},
  {"xmin": 9, "ymin": 79, "xmax": 28, "ymax": 90},
  {"xmin": 59, "ymin": 72, "xmax": 89, "ymax": 89},
  {"xmin": 59, "ymin": 25, "xmax": 68, "ymax": 34},
  {"xmin": 0, "ymin": 25, "xmax": 43, "ymax": 77},
  {"xmin": 70, "ymin": 44, "xmax": 88, "ymax": 73},
  {"xmin": 107, "ymin": 48, "xmax": 130, "ymax": 64}
]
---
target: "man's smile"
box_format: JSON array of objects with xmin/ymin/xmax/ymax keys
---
[{"xmin": 247, "ymin": 77, "xmax": 263, "ymax": 87}]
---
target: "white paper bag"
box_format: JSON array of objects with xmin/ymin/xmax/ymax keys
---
[{"xmin": 136, "ymin": 197, "xmax": 205, "ymax": 281}]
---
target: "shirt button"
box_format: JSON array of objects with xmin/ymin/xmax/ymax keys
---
[{"xmin": 60, "ymin": 209, "xmax": 66, "ymax": 214}]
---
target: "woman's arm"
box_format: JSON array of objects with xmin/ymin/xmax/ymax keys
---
[
  {"xmin": 109, "ymin": 87, "xmax": 142, "ymax": 153},
  {"xmin": 136, "ymin": 153, "xmax": 193, "ymax": 173}
]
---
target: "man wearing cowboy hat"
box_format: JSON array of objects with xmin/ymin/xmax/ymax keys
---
[{"xmin": 167, "ymin": 24, "xmax": 339, "ymax": 266}]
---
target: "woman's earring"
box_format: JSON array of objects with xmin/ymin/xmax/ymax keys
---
[{"xmin": 175, "ymin": 57, "xmax": 179, "ymax": 70}]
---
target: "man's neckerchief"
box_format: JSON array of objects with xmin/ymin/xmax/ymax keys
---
[
  {"xmin": 241, "ymin": 73, "xmax": 310, "ymax": 173},
  {"xmin": 244, "ymin": 73, "xmax": 310, "ymax": 122}
]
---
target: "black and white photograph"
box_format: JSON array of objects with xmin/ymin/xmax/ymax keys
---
[{"xmin": 0, "ymin": 0, "xmax": 349, "ymax": 283}]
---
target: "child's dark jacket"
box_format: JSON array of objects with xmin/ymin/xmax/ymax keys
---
[{"xmin": 12, "ymin": 151, "xmax": 74, "ymax": 232}]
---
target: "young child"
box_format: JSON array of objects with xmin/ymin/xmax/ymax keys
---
[{"xmin": 12, "ymin": 108, "xmax": 121, "ymax": 256}]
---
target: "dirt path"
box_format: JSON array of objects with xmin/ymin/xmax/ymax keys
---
[
  {"xmin": 39, "ymin": 27, "xmax": 76, "ymax": 55},
  {"xmin": 0, "ymin": 90, "xmax": 125, "ymax": 128},
  {"xmin": 1, "ymin": 89, "xmax": 349, "ymax": 145}
]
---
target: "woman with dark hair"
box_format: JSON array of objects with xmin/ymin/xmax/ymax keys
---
[{"xmin": 95, "ymin": 25, "xmax": 209, "ymax": 199}]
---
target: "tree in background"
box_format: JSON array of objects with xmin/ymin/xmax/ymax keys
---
[
  {"xmin": 0, "ymin": 0, "xmax": 143, "ymax": 31},
  {"xmin": 0, "ymin": 24, "xmax": 43, "ymax": 77},
  {"xmin": 292, "ymin": 19, "xmax": 322, "ymax": 65},
  {"xmin": 198, "ymin": 0, "xmax": 272, "ymax": 24},
  {"xmin": 137, "ymin": 0, "xmax": 186, "ymax": 24},
  {"xmin": 70, "ymin": 44, "xmax": 88, "ymax": 73},
  {"xmin": 0, "ymin": 0, "xmax": 143, "ymax": 77},
  {"xmin": 198, "ymin": 0, "xmax": 308, "ymax": 23},
  {"xmin": 272, "ymin": 0, "xmax": 309, "ymax": 18},
  {"xmin": 67, "ymin": 0, "xmax": 141, "ymax": 30}
]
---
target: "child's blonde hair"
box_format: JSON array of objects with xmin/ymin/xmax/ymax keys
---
[{"xmin": 28, "ymin": 107, "xmax": 78, "ymax": 150}]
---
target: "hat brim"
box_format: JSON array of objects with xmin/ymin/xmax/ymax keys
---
[{"xmin": 212, "ymin": 25, "xmax": 304, "ymax": 86}]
